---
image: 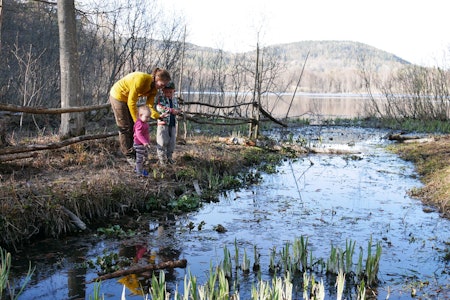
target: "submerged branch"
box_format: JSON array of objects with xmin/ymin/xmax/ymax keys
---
[{"xmin": 89, "ymin": 259, "xmax": 188, "ymax": 283}]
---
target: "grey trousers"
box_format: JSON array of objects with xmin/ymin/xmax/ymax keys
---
[{"xmin": 156, "ymin": 125, "xmax": 176, "ymax": 161}]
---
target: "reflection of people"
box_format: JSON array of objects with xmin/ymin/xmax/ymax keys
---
[
  {"xmin": 134, "ymin": 244, "xmax": 148, "ymax": 263},
  {"xmin": 118, "ymin": 274, "xmax": 144, "ymax": 295},
  {"xmin": 133, "ymin": 106, "xmax": 151, "ymax": 177},
  {"xmin": 109, "ymin": 69, "xmax": 171, "ymax": 166},
  {"xmin": 155, "ymin": 81, "xmax": 182, "ymax": 165}
]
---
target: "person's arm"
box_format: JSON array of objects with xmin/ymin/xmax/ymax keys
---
[
  {"xmin": 146, "ymin": 94, "xmax": 163, "ymax": 120},
  {"xmin": 127, "ymin": 87, "xmax": 139, "ymax": 122}
]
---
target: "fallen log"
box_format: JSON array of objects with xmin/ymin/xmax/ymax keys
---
[
  {"xmin": 61, "ymin": 206, "xmax": 87, "ymax": 231},
  {"xmin": 88, "ymin": 259, "xmax": 187, "ymax": 283},
  {"xmin": 307, "ymin": 147, "xmax": 362, "ymax": 155},
  {"xmin": 0, "ymin": 132, "xmax": 117, "ymax": 156},
  {"xmin": 388, "ymin": 133, "xmax": 424, "ymax": 142}
]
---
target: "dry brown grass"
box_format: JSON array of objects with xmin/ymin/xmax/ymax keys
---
[
  {"xmin": 0, "ymin": 134, "xmax": 284, "ymax": 250},
  {"xmin": 390, "ymin": 134, "xmax": 450, "ymax": 218}
]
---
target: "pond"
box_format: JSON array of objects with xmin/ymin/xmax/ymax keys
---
[{"xmin": 10, "ymin": 126, "xmax": 450, "ymax": 299}]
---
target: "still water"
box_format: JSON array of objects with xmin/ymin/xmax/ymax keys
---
[{"xmin": 12, "ymin": 126, "xmax": 449, "ymax": 299}]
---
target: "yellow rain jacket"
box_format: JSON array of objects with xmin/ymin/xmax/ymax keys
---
[{"xmin": 110, "ymin": 72, "xmax": 160, "ymax": 122}]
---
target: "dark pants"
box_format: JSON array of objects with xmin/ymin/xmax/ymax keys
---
[{"xmin": 110, "ymin": 96, "xmax": 135, "ymax": 157}]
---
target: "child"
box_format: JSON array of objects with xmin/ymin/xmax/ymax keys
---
[
  {"xmin": 155, "ymin": 81, "xmax": 182, "ymax": 165},
  {"xmin": 133, "ymin": 106, "xmax": 151, "ymax": 176}
]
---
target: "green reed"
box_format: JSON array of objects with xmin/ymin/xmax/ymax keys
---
[
  {"xmin": 222, "ymin": 246, "xmax": 232, "ymax": 278},
  {"xmin": 292, "ymin": 236, "xmax": 309, "ymax": 272},
  {"xmin": 357, "ymin": 280, "xmax": 366, "ymax": 300},
  {"xmin": 0, "ymin": 247, "xmax": 34, "ymax": 300},
  {"xmin": 336, "ymin": 270, "xmax": 345, "ymax": 300},
  {"xmin": 241, "ymin": 248, "xmax": 250, "ymax": 273},
  {"xmin": 111, "ymin": 236, "xmax": 383, "ymax": 299},
  {"xmin": 150, "ymin": 270, "xmax": 167, "ymax": 300},
  {"xmin": 253, "ymin": 245, "xmax": 260, "ymax": 272},
  {"xmin": 269, "ymin": 247, "xmax": 277, "ymax": 273},
  {"xmin": 88, "ymin": 282, "xmax": 104, "ymax": 300},
  {"xmin": 364, "ymin": 237, "xmax": 382, "ymax": 286}
]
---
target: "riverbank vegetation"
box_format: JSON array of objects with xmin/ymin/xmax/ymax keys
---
[
  {"xmin": 388, "ymin": 134, "xmax": 450, "ymax": 218},
  {"xmin": 0, "ymin": 133, "xmax": 301, "ymax": 250}
]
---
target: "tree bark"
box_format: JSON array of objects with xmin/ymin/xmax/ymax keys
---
[
  {"xmin": 0, "ymin": 0, "xmax": 3, "ymax": 56},
  {"xmin": 57, "ymin": 0, "xmax": 84, "ymax": 139},
  {"xmin": 89, "ymin": 259, "xmax": 187, "ymax": 283}
]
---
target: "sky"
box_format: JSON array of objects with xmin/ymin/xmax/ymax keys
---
[{"xmin": 160, "ymin": 0, "xmax": 450, "ymax": 67}]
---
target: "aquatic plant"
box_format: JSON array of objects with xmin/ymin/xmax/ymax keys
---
[
  {"xmin": 335, "ymin": 270, "xmax": 345, "ymax": 300},
  {"xmin": 88, "ymin": 281, "xmax": 104, "ymax": 300},
  {"xmin": 292, "ymin": 236, "xmax": 309, "ymax": 272},
  {"xmin": 241, "ymin": 248, "xmax": 250, "ymax": 274},
  {"xmin": 149, "ymin": 271, "xmax": 167, "ymax": 300},
  {"xmin": 268, "ymin": 247, "xmax": 278, "ymax": 274},
  {"xmin": 344, "ymin": 239, "xmax": 356, "ymax": 274},
  {"xmin": 222, "ymin": 246, "xmax": 232, "ymax": 278},
  {"xmin": 357, "ymin": 280, "xmax": 366, "ymax": 300},
  {"xmin": 0, "ymin": 247, "xmax": 34, "ymax": 300},
  {"xmin": 253, "ymin": 245, "xmax": 260, "ymax": 272},
  {"xmin": 364, "ymin": 237, "xmax": 382, "ymax": 286}
]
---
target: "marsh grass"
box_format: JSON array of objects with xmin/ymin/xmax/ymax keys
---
[
  {"xmin": 0, "ymin": 247, "xmax": 34, "ymax": 300},
  {"xmin": 388, "ymin": 135, "xmax": 450, "ymax": 217}
]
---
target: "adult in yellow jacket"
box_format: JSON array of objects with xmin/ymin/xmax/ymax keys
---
[{"xmin": 109, "ymin": 69, "xmax": 171, "ymax": 164}]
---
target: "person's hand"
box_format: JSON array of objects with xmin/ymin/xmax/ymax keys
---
[{"xmin": 160, "ymin": 112, "xmax": 169, "ymax": 118}]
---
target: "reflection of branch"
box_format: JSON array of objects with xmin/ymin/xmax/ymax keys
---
[
  {"xmin": 289, "ymin": 159, "xmax": 315, "ymax": 205},
  {"xmin": 184, "ymin": 114, "xmax": 250, "ymax": 126},
  {"xmin": 182, "ymin": 101, "xmax": 255, "ymax": 109}
]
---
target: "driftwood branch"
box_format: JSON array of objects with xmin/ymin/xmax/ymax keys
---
[
  {"xmin": 61, "ymin": 206, "xmax": 87, "ymax": 230},
  {"xmin": 89, "ymin": 259, "xmax": 188, "ymax": 283},
  {"xmin": 307, "ymin": 147, "xmax": 362, "ymax": 155},
  {"xmin": 259, "ymin": 105, "xmax": 287, "ymax": 127},
  {"xmin": 0, "ymin": 103, "xmax": 110, "ymax": 114},
  {"xmin": 182, "ymin": 101, "xmax": 255, "ymax": 109},
  {"xmin": 184, "ymin": 114, "xmax": 251, "ymax": 126},
  {"xmin": 388, "ymin": 133, "xmax": 432, "ymax": 143},
  {"xmin": 0, "ymin": 132, "xmax": 117, "ymax": 157}
]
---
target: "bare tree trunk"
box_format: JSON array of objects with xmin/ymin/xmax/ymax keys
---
[
  {"xmin": 57, "ymin": 0, "xmax": 84, "ymax": 139},
  {"xmin": 0, "ymin": 0, "xmax": 3, "ymax": 56},
  {"xmin": 249, "ymin": 44, "xmax": 260, "ymax": 139}
]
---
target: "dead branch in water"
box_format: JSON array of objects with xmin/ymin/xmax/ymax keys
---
[{"xmin": 89, "ymin": 259, "xmax": 188, "ymax": 283}]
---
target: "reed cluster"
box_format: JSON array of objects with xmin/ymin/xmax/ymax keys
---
[{"xmin": 89, "ymin": 235, "xmax": 382, "ymax": 299}]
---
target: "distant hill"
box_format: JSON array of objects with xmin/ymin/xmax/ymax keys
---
[
  {"xmin": 267, "ymin": 40, "xmax": 410, "ymax": 70},
  {"xmin": 186, "ymin": 40, "xmax": 411, "ymax": 93}
]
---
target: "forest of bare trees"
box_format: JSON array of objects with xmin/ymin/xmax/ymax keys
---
[{"xmin": 1, "ymin": 0, "xmax": 450, "ymax": 139}]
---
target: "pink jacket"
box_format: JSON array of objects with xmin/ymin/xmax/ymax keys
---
[{"xmin": 133, "ymin": 119, "xmax": 150, "ymax": 145}]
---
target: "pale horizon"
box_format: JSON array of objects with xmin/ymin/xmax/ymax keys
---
[{"xmin": 161, "ymin": 0, "xmax": 450, "ymax": 67}]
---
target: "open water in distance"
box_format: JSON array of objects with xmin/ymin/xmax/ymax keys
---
[{"xmin": 13, "ymin": 126, "xmax": 450, "ymax": 299}]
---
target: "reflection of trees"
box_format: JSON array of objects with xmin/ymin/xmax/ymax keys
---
[{"xmin": 67, "ymin": 256, "xmax": 86, "ymax": 299}]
